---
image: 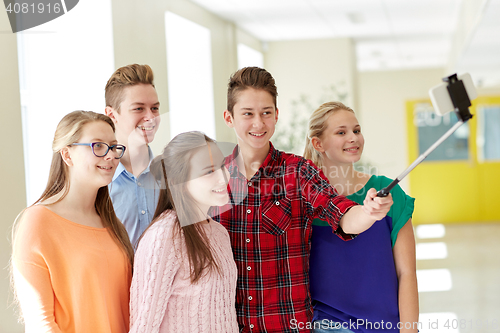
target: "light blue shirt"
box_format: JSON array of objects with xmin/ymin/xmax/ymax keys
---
[{"xmin": 108, "ymin": 147, "xmax": 159, "ymax": 248}]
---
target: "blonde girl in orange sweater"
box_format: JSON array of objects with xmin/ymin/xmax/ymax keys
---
[{"xmin": 11, "ymin": 111, "xmax": 134, "ymax": 333}]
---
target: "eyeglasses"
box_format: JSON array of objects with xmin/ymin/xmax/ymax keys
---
[{"xmin": 72, "ymin": 142, "xmax": 126, "ymax": 159}]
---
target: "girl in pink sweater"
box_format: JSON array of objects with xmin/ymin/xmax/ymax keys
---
[{"xmin": 130, "ymin": 131, "xmax": 238, "ymax": 333}]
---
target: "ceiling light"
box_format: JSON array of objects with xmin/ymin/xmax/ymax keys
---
[
  {"xmin": 416, "ymin": 224, "xmax": 445, "ymax": 239},
  {"xmin": 417, "ymin": 269, "xmax": 452, "ymax": 292},
  {"xmin": 346, "ymin": 12, "xmax": 365, "ymax": 24},
  {"xmin": 416, "ymin": 242, "xmax": 448, "ymax": 260}
]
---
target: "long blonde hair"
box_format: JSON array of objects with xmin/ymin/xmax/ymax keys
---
[
  {"xmin": 13, "ymin": 111, "xmax": 134, "ymax": 264},
  {"xmin": 303, "ymin": 101, "xmax": 355, "ymax": 168}
]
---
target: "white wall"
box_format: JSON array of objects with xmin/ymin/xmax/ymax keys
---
[
  {"xmin": 0, "ymin": 9, "xmax": 26, "ymax": 333},
  {"xmin": 265, "ymin": 38, "xmax": 357, "ymax": 154}
]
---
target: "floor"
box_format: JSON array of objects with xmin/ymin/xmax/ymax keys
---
[{"xmin": 416, "ymin": 222, "xmax": 500, "ymax": 333}]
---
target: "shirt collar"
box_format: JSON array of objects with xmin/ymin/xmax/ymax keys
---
[
  {"xmin": 226, "ymin": 142, "xmax": 280, "ymax": 178},
  {"xmin": 112, "ymin": 145, "xmax": 154, "ymax": 181}
]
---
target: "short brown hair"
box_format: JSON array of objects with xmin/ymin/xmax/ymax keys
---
[
  {"xmin": 227, "ymin": 67, "xmax": 278, "ymax": 115},
  {"xmin": 105, "ymin": 64, "xmax": 155, "ymax": 112}
]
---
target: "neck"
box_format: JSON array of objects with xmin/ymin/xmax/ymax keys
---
[
  {"xmin": 237, "ymin": 142, "xmax": 270, "ymax": 180},
  {"xmin": 322, "ymin": 159, "xmax": 359, "ymax": 196},
  {"xmin": 118, "ymin": 137, "xmax": 150, "ymax": 177},
  {"xmin": 57, "ymin": 181, "xmax": 99, "ymax": 214}
]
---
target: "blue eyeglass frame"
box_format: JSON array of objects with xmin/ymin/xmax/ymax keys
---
[{"xmin": 72, "ymin": 142, "xmax": 126, "ymax": 159}]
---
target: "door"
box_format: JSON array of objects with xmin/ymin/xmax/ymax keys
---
[{"xmin": 406, "ymin": 97, "xmax": 500, "ymax": 224}]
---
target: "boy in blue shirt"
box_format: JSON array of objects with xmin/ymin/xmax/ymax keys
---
[{"xmin": 105, "ymin": 64, "xmax": 161, "ymax": 247}]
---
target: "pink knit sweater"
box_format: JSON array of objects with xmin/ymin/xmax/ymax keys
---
[{"xmin": 129, "ymin": 211, "xmax": 238, "ymax": 333}]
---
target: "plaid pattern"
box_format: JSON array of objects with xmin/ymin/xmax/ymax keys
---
[{"xmin": 212, "ymin": 143, "xmax": 357, "ymax": 333}]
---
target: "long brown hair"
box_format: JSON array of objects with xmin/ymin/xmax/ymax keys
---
[
  {"xmin": 303, "ymin": 101, "xmax": 355, "ymax": 168},
  {"xmin": 144, "ymin": 131, "xmax": 221, "ymax": 283},
  {"xmin": 13, "ymin": 111, "xmax": 134, "ymax": 265}
]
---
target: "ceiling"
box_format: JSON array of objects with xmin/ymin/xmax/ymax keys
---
[{"xmin": 190, "ymin": 0, "xmax": 500, "ymax": 87}]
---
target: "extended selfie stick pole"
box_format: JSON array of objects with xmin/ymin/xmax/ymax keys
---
[{"xmin": 376, "ymin": 74, "xmax": 474, "ymax": 197}]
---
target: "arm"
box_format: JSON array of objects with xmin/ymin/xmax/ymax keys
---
[
  {"xmin": 393, "ymin": 219, "xmax": 419, "ymax": 333},
  {"xmin": 340, "ymin": 188, "xmax": 393, "ymax": 234},
  {"xmin": 12, "ymin": 209, "xmax": 62, "ymax": 333},
  {"xmin": 129, "ymin": 216, "xmax": 181, "ymax": 333},
  {"xmin": 12, "ymin": 261, "xmax": 62, "ymax": 333},
  {"xmin": 299, "ymin": 160, "xmax": 358, "ymax": 238}
]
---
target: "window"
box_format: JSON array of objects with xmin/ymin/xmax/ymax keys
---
[
  {"xmin": 413, "ymin": 102, "xmax": 469, "ymax": 161},
  {"xmin": 237, "ymin": 43, "xmax": 264, "ymax": 69},
  {"xmin": 477, "ymin": 106, "xmax": 500, "ymax": 162},
  {"xmin": 165, "ymin": 12, "xmax": 215, "ymax": 139},
  {"xmin": 17, "ymin": 0, "xmax": 114, "ymax": 205}
]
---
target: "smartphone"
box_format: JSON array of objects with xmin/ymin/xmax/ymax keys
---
[{"xmin": 428, "ymin": 73, "xmax": 477, "ymax": 115}]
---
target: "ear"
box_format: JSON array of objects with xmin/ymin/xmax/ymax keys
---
[
  {"xmin": 105, "ymin": 106, "xmax": 118, "ymax": 124},
  {"xmin": 275, "ymin": 108, "xmax": 279, "ymax": 123},
  {"xmin": 223, "ymin": 110, "xmax": 234, "ymax": 128},
  {"xmin": 311, "ymin": 137, "xmax": 325, "ymax": 153},
  {"xmin": 60, "ymin": 147, "xmax": 74, "ymax": 167}
]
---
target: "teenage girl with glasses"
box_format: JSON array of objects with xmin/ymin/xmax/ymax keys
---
[{"xmin": 11, "ymin": 111, "xmax": 134, "ymax": 333}]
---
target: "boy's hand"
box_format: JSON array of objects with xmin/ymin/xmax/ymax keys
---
[{"xmin": 362, "ymin": 188, "xmax": 393, "ymax": 221}]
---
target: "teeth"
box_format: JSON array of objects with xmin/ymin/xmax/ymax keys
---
[
  {"xmin": 250, "ymin": 132, "xmax": 265, "ymax": 137},
  {"xmin": 138, "ymin": 125, "xmax": 154, "ymax": 131},
  {"xmin": 98, "ymin": 166, "xmax": 112, "ymax": 170},
  {"xmin": 344, "ymin": 148, "xmax": 357, "ymax": 151},
  {"xmin": 213, "ymin": 188, "xmax": 225, "ymax": 193}
]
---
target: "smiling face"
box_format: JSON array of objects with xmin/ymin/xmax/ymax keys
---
[
  {"xmin": 316, "ymin": 110, "xmax": 364, "ymax": 166},
  {"xmin": 224, "ymin": 87, "xmax": 278, "ymax": 154},
  {"xmin": 66, "ymin": 121, "xmax": 120, "ymax": 188},
  {"xmin": 185, "ymin": 142, "xmax": 230, "ymax": 215},
  {"xmin": 107, "ymin": 83, "xmax": 160, "ymax": 146}
]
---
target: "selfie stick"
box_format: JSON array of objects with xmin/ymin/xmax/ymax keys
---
[{"xmin": 376, "ymin": 74, "xmax": 474, "ymax": 197}]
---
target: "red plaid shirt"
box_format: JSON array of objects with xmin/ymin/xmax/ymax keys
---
[{"xmin": 212, "ymin": 143, "xmax": 357, "ymax": 333}]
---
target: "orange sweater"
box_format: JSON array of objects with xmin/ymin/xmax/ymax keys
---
[{"xmin": 12, "ymin": 205, "xmax": 132, "ymax": 333}]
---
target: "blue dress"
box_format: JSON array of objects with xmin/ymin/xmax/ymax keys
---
[{"xmin": 309, "ymin": 175, "xmax": 415, "ymax": 333}]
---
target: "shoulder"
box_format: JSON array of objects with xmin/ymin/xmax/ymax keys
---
[
  {"xmin": 365, "ymin": 174, "xmax": 393, "ymax": 188},
  {"xmin": 134, "ymin": 211, "xmax": 183, "ymax": 266},
  {"xmin": 138, "ymin": 210, "xmax": 180, "ymax": 249},
  {"xmin": 277, "ymin": 151, "xmax": 319, "ymax": 173},
  {"xmin": 13, "ymin": 206, "xmax": 57, "ymax": 258},
  {"xmin": 17, "ymin": 205, "xmax": 58, "ymax": 231},
  {"xmin": 144, "ymin": 210, "xmax": 177, "ymax": 236}
]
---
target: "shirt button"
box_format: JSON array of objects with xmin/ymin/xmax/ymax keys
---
[
  {"xmin": 246, "ymin": 238, "xmax": 250, "ymax": 243},
  {"xmin": 248, "ymin": 296, "xmax": 253, "ymax": 300},
  {"xmin": 246, "ymin": 209, "xmax": 251, "ymax": 214},
  {"xmin": 141, "ymin": 210, "xmax": 146, "ymax": 215},
  {"xmin": 137, "ymin": 182, "xmax": 142, "ymax": 186},
  {"xmin": 250, "ymin": 324, "xmax": 254, "ymax": 329},
  {"xmin": 248, "ymin": 182, "xmax": 252, "ymax": 187},
  {"xmin": 275, "ymin": 201, "xmax": 280, "ymax": 206},
  {"xmin": 247, "ymin": 266, "xmax": 251, "ymax": 271}
]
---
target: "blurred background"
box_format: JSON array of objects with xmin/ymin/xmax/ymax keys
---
[{"xmin": 1, "ymin": 0, "xmax": 499, "ymax": 331}]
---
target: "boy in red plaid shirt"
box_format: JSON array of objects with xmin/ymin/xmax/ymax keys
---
[{"xmin": 212, "ymin": 67, "xmax": 393, "ymax": 332}]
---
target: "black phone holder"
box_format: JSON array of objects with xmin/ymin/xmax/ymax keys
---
[{"xmin": 376, "ymin": 73, "xmax": 474, "ymax": 197}]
